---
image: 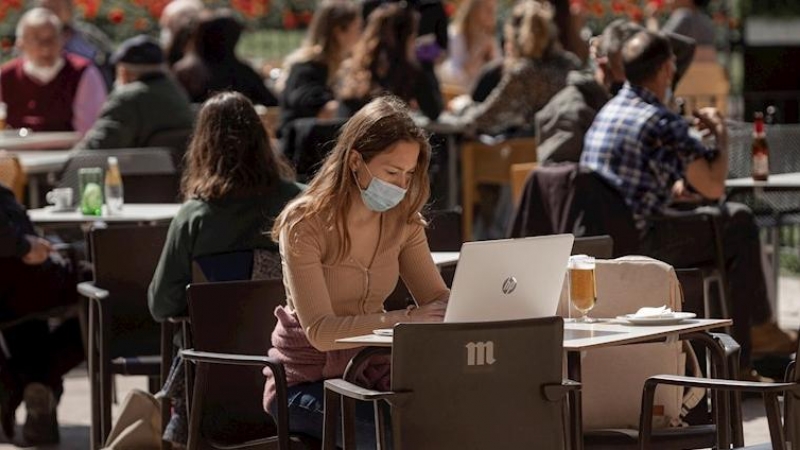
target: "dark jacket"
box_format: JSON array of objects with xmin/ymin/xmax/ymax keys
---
[
  {"xmin": 535, "ymin": 71, "xmax": 610, "ymax": 164},
  {"xmin": 508, "ymin": 162, "xmax": 639, "ymax": 257},
  {"xmin": 75, "ymin": 73, "xmax": 195, "ymax": 150},
  {"xmin": 278, "ymin": 61, "xmax": 333, "ymax": 138},
  {"xmin": 0, "ymin": 185, "xmax": 34, "ymax": 259}
]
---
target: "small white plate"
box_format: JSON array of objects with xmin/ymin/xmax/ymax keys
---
[
  {"xmin": 617, "ymin": 312, "xmax": 697, "ymax": 326},
  {"xmin": 372, "ymin": 328, "xmax": 394, "ymax": 336}
]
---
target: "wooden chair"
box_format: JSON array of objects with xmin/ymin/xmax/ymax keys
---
[
  {"xmin": 77, "ymin": 225, "xmax": 170, "ymax": 450},
  {"xmin": 461, "ymin": 137, "xmax": 537, "ymax": 240},
  {"xmin": 674, "ymin": 62, "xmax": 730, "ymax": 116},
  {"xmin": 0, "ymin": 152, "xmax": 27, "ymax": 203},
  {"xmin": 323, "ymin": 317, "xmax": 580, "ymax": 450},
  {"xmin": 180, "ymin": 279, "xmax": 319, "ymax": 450},
  {"xmin": 510, "ymin": 162, "xmax": 537, "ymax": 205}
]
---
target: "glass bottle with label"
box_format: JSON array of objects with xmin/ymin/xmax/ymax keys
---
[
  {"xmin": 104, "ymin": 156, "xmax": 124, "ymax": 215},
  {"xmin": 752, "ymin": 112, "xmax": 769, "ymax": 181}
]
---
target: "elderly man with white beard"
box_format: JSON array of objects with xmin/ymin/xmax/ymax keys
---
[{"xmin": 0, "ymin": 7, "xmax": 106, "ymax": 133}]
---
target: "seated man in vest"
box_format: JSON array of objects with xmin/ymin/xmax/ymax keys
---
[
  {"xmin": 580, "ymin": 29, "xmax": 795, "ymax": 379},
  {"xmin": 536, "ymin": 19, "xmax": 695, "ymax": 164},
  {"xmin": 0, "ymin": 183, "xmax": 83, "ymax": 445},
  {"xmin": 36, "ymin": 0, "xmax": 115, "ymax": 88},
  {"xmin": 0, "ymin": 8, "xmax": 106, "ymax": 133},
  {"xmin": 74, "ymin": 35, "xmax": 195, "ymax": 150}
]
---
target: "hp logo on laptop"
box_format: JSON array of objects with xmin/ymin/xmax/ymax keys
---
[{"xmin": 501, "ymin": 277, "xmax": 517, "ymax": 295}]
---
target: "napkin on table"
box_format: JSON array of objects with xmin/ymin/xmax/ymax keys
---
[{"xmin": 632, "ymin": 306, "xmax": 674, "ymax": 317}]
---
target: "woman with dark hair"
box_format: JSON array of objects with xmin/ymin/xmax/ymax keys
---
[
  {"xmin": 149, "ymin": 91, "xmax": 301, "ymax": 322},
  {"xmin": 276, "ymin": 0, "xmax": 361, "ymax": 136},
  {"xmin": 336, "ymin": 2, "xmax": 443, "ymax": 120},
  {"xmin": 173, "ymin": 9, "xmax": 278, "ymax": 106},
  {"xmin": 264, "ymin": 96, "xmax": 448, "ymax": 447}
]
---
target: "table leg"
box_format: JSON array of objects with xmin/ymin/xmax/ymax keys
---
[
  {"xmin": 567, "ymin": 351, "xmax": 583, "ymax": 450},
  {"xmin": 28, "ymin": 175, "xmax": 41, "ymax": 208}
]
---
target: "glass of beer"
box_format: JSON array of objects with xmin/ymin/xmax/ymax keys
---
[{"xmin": 568, "ymin": 255, "xmax": 597, "ymax": 322}]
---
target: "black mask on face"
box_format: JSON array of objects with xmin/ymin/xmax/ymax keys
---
[{"xmin": 609, "ymin": 81, "xmax": 625, "ymax": 96}]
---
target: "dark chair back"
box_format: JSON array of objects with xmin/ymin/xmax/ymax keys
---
[
  {"xmin": 572, "ymin": 235, "xmax": 614, "ymax": 259},
  {"xmin": 90, "ymin": 225, "xmax": 169, "ymax": 358},
  {"xmin": 390, "ymin": 317, "xmax": 567, "ymax": 449},
  {"xmin": 144, "ymin": 127, "xmax": 194, "ymax": 168},
  {"xmin": 193, "ymin": 250, "xmax": 255, "ymax": 283},
  {"xmin": 59, "ymin": 148, "xmax": 180, "ymax": 204},
  {"xmin": 425, "ymin": 209, "xmax": 463, "ymax": 252},
  {"xmin": 281, "ymin": 117, "xmax": 346, "ymax": 181},
  {"xmin": 187, "ymin": 279, "xmax": 286, "ymax": 447}
]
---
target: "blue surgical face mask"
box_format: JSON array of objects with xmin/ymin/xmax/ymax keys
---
[{"xmin": 354, "ymin": 159, "xmax": 408, "ymax": 212}]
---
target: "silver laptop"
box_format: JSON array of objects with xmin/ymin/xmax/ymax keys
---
[{"xmin": 443, "ymin": 234, "xmax": 574, "ymax": 323}]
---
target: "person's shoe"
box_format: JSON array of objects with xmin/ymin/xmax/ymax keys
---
[
  {"xmin": 21, "ymin": 383, "xmax": 59, "ymax": 446},
  {"xmin": 0, "ymin": 369, "xmax": 23, "ymax": 440},
  {"xmin": 751, "ymin": 322, "xmax": 798, "ymax": 356}
]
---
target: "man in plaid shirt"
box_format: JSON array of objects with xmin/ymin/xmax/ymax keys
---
[{"xmin": 581, "ymin": 30, "xmax": 795, "ymax": 377}]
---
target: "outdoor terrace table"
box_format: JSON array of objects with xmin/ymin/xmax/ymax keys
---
[
  {"xmin": 14, "ymin": 150, "xmax": 72, "ymax": 207},
  {"xmin": 338, "ymin": 317, "xmax": 733, "ymax": 450},
  {"xmin": 28, "ymin": 203, "xmax": 181, "ymax": 227},
  {"xmin": 0, "ymin": 130, "xmax": 80, "ymax": 150}
]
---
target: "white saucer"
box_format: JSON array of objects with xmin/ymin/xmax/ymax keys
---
[
  {"xmin": 372, "ymin": 328, "xmax": 394, "ymax": 336},
  {"xmin": 617, "ymin": 312, "xmax": 696, "ymax": 326}
]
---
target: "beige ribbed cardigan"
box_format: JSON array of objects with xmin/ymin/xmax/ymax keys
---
[{"xmin": 279, "ymin": 207, "xmax": 450, "ymax": 352}]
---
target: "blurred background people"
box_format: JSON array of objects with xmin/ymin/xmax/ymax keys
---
[
  {"xmin": 439, "ymin": 0, "xmax": 501, "ymax": 91},
  {"xmin": 173, "ymin": 9, "xmax": 278, "ymax": 106},
  {"xmin": 0, "ymin": 8, "xmax": 106, "ymax": 133},
  {"xmin": 74, "ymin": 35, "xmax": 194, "ymax": 151},
  {"xmin": 662, "ymin": 0, "xmax": 716, "ymax": 63},
  {"xmin": 276, "ymin": 0, "xmax": 361, "ymax": 137},
  {"xmin": 36, "ymin": 0, "xmax": 114, "ymax": 87},
  {"xmin": 159, "ymin": 0, "xmax": 206, "ymax": 68},
  {"xmin": 336, "ymin": 2, "xmax": 442, "ymax": 120}
]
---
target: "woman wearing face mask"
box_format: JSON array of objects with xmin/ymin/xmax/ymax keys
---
[{"xmin": 263, "ymin": 95, "xmax": 448, "ymax": 448}]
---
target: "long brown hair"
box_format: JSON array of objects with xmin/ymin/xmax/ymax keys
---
[
  {"xmin": 272, "ymin": 95, "xmax": 431, "ymax": 261},
  {"xmin": 336, "ymin": 3, "xmax": 420, "ymax": 102},
  {"xmin": 181, "ymin": 91, "xmax": 293, "ymax": 200},
  {"xmin": 277, "ymin": 0, "xmax": 360, "ymax": 91}
]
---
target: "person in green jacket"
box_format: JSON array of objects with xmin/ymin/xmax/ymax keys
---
[
  {"xmin": 74, "ymin": 35, "xmax": 195, "ymax": 151},
  {"xmin": 147, "ymin": 91, "xmax": 302, "ymax": 446},
  {"xmin": 148, "ymin": 91, "xmax": 302, "ymax": 321}
]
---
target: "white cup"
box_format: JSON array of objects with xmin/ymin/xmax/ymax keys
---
[{"xmin": 46, "ymin": 187, "xmax": 73, "ymax": 211}]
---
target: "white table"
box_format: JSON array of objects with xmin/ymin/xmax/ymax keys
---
[
  {"xmin": 431, "ymin": 251, "xmax": 459, "ymax": 268},
  {"xmin": 12, "ymin": 150, "xmax": 72, "ymax": 208},
  {"xmin": 726, "ymin": 172, "xmax": 800, "ymax": 190},
  {"xmin": 336, "ymin": 318, "xmax": 731, "ymax": 349},
  {"xmin": 28, "ymin": 203, "xmax": 181, "ymax": 226},
  {"xmin": 0, "ymin": 131, "xmax": 80, "ymax": 150}
]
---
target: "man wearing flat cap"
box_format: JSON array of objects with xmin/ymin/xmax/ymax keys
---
[{"xmin": 74, "ymin": 35, "xmax": 194, "ymax": 150}]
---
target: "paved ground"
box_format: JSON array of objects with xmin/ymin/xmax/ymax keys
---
[{"xmin": 0, "ymin": 275, "xmax": 798, "ymax": 449}]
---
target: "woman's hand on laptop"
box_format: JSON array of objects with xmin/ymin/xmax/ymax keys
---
[{"xmin": 407, "ymin": 300, "xmax": 448, "ymax": 323}]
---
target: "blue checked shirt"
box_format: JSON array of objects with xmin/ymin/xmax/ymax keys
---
[{"xmin": 579, "ymin": 83, "xmax": 718, "ymax": 229}]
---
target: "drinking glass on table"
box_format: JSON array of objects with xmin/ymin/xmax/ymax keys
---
[{"xmin": 568, "ymin": 255, "xmax": 597, "ymax": 322}]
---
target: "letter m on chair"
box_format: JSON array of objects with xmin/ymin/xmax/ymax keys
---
[{"xmin": 465, "ymin": 341, "xmax": 496, "ymax": 366}]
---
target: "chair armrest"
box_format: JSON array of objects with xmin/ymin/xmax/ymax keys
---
[
  {"xmin": 167, "ymin": 316, "xmax": 190, "ymax": 324},
  {"xmin": 324, "ymin": 378, "xmax": 409, "ymax": 403},
  {"xmin": 645, "ymin": 374, "xmax": 798, "ymax": 394},
  {"xmin": 710, "ymin": 332, "xmax": 740, "ymax": 358},
  {"xmin": 180, "ymin": 349, "xmax": 280, "ymax": 369},
  {"xmin": 543, "ymin": 379, "xmax": 581, "ymax": 402},
  {"xmin": 77, "ymin": 281, "xmax": 109, "ymax": 300}
]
